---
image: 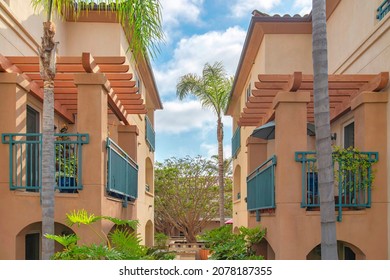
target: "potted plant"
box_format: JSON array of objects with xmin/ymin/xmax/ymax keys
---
[{"xmin": 332, "ymin": 146, "xmax": 377, "ymax": 205}]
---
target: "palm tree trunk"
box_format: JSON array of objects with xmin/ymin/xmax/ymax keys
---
[
  {"xmin": 312, "ymin": 0, "xmax": 338, "ymax": 260},
  {"xmin": 39, "ymin": 20, "xmax": 56, "ymax": 260},
  {"xmin": 217, "ymin": 117, "xmax": 225, "ymax": 226}
]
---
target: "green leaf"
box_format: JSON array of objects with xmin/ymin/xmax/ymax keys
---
[{"xmin": 66, "ymin": 209, "xmax": 101, "ymax": 226}]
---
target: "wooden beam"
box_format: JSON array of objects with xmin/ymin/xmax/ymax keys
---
[
  {"xmin": 243, "ymin": 108, "xmax": 267, "ymax": 114},
  {"xmin": 107, "ymin": 90, "xmax": 129, "ymax": 125},
  {"xmin": 358, "ymin": 72, "xmax": 389, "ymax": 93},
  {"xmin": 241, "ymin": 113, "xmax": 264, "ymax": 119},
  {"xmin": 251, "ymin": 89, "xmax": 278, "ymax": 97},
  {"xmin": 7, "ymin": 56, "xmax": 127, "ymax": 65},
  {"xmin": 54, "ymin": 94, "xmax": 77, "ymax": 100},
  {"xmin": 121, "ymin": 99, "xmax": 144, "ymax": 105},
  {"xmin": 248, "ymin": 96, "xmax": 274, "ymax": 103},
  {"xmin": 82, "ymin": 52, "xmax": 100, "ymax": 73},
  {"xmin": 285, "ymin": 72, "xmax": 302, "ymax": 92},
  {"xmin": 16, "ymin": 64, "xmax": 129, "ymax": 73},
  {"xmin": 114, "ymin": 88, "xmax": 139, "ymax": 94}
]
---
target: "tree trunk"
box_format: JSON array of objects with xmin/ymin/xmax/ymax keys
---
[
  {"xmin": 312, "ymin": 0, "xmax": 338, "ymax": 260},
  {"xmin": 217, "ymin": 117, "xmax": 225, "ymax": 226},
  {"xmin": 39, "ymin": 20, "xmax": 57, "ymax": 260}
]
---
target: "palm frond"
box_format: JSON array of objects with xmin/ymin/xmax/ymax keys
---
[
  {"xmin": 176, "ymin": 61, "xmax": 232, "ymax": 117},
  {"xmin": 176, "ymin": 73, "xmax": 203, "ymax": 100},
  {"xmin": 30, "ymin": 0, "xmax": 164, "ymax": 60}
]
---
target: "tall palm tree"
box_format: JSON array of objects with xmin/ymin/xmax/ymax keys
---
[
  {"xmin": 31, "ymin": 0, "xmax": 163, "ymax": 260},
  {"xmin": 311, "ymin": 0, "xmax": 338, "ymax": 259},
  {"xmin": 176, "ymin": 62, "xmax": 232, "ymax": 226}
]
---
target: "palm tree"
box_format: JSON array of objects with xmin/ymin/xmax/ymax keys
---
[
  {"xmin": 311, "ymin": 0, "xmax": 338, "ymax": 259},
  {"xmin": 176, "ymin": 62, "xmax": 232, "ymax": 226},
  {"xmin": 31, "ymin": 0, "xmax": 163, "ymax": 260}
]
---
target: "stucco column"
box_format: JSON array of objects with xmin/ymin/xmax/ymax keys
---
[
  {"xmin": 0, "ymin": 73, "xmax": 28, "ymax": 259},
  {"xmin": 272, "ymin": 91, "xmax": 310, "ymax": 259},
  {"xmin": 118, "ymin": 125, "xmax": 139, "ymax": 162},
  {"xmin": 246, "ymin": 137, "xmax": 268, "ymax": 174},
  {"xmin": 73, "ymin": 73, "xmax": 108, "ymax": 244},
  {"xmin": 0, "ymin": 74, "xmax": 29, "ymax": 181},
  {"xmin": 351, "ymin": 91, "xmax": 388, "ymax": 259}
]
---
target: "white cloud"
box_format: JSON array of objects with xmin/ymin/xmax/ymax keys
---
[
  {"xmin": 200, "ymin": 143, "xmax": 232, "ymax": 159},
  {"xmin": 155, "ymin": 100, "xmax": 216, "ymax": 134},
  {"xmin": 294, "ymin": 0, "xmax": 312, "ymax": 15},
  {"xmin": 155, "ymin": 100, "xmax": 232, "ymax": 134},
  {"xmin": 230, "ymin": 0, "xmax": 281, "ymax": 18},
  {"xmin": 154, "ymin": 26, "xmax": 246, "ymax": 97},
  {"xmin": 160, "ymin": 0, "xmax": 203, "ymax": 26}
]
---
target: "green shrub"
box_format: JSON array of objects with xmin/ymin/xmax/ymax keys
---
[
  {"xmin": 199, "ymin": 225, "xmax": 266, "ymax": 260},
  {"xmin": 45, "ymin": 209, "xmax": 174, "ymax": 260}
]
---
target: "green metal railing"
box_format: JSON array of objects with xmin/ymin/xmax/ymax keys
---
[
  {"xmin": 295, "ymin": 151, "xmax": 378, "ymax": 221},
  {"xmin": 377, "ymin": 0, "xmax": 390, "ymax": 20},
  {"xmin": 107, "ymin": 138, "xmax": 138, "ymax": 203},
  {"xmin": 231, "ymin": 126, "xmax": 241, "ymax": 158},
  {"xmin": 1, "ymin": 133, "xmax": 89, "ymax": 192},
  {"xmin": 247, "ymin": 155, "xmax": 277, "ymax": 220},
  {"xmin": 145, "ymin": 116, "xmax": 155, "ymax": 152}
]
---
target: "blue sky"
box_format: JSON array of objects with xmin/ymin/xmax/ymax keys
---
[{"xmin": 152, "ymin": 0, "xmax": 312, "ymax": 163}]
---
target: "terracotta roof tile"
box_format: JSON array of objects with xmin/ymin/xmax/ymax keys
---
[{"xmin": 251, "ymin": 9, "xmax": 311, "ymax": 21}]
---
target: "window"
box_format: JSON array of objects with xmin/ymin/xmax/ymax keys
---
[
  {"xmin": 26, "ymin": 106, "xmax": 40, "ymax": 192},
  {"xmin": 134, "ymin": 71, "xmax": 142, "ymax": 95},
  {"xmin": 343, "ymin": 122, "xmax": 354, "ymax": 148},
  {"xmin": 245, "ymin": 82, "xmax": 251, "ymax": 102}
]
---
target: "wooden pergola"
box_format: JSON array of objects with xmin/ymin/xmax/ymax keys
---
[
  {"xmin": 0, "ymin": 52, "xmax": 146, "ymax": 125},
  {"xmin": 238, "ymin": 71, "xmax": 389, "ymax": 127}
]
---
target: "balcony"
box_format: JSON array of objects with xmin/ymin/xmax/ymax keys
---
[
  {"xmin": 246, "ymin": 155, "xmax": 276, "ymax": 220},
  {"xmin": 295, "ymin": 150, "xmax": 378, "ymax": 221},
  {"xmin": 377, "ymin": 0, "xmax": 390, "ymax": 21},
  {"xmin": 106, "ymin": 138, "xmax": 138, "ymax": 203},
  {"xmin": 145, "ymin": 116, "xmax": 155, "ymax": 152},
  {"xmin": 1, "ymin": 133, "xmax": 89, "ymax": 192},
  {"xmin": 231, "ymin": 126, "xmax": 241, "ymax": 158}
]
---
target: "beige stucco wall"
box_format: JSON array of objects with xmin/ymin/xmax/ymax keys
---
[
  {"xmin": 0, "ymin": 2, "xmax": 158, "ymax": 258},
  {"xmin": 0, "ymin": 0, "xmax": 69, "ymax": 56},
  {"xmin": 327, "ymin": 0, "xmax": 386, "ymax": 73},
  {"xmin": 263, "ymin": 34, "xmax": 313, "ymax": 74},
  {"xmin": 232, "ymin": 32, "xmax": 314, "ymax": 232},
  {"xmin": 230, "ymin": 0, "xmax": 389, "ymax": 259},
  {"xmin": 327, "ymin": 0, "xmax": 390, "ymax": 258}
]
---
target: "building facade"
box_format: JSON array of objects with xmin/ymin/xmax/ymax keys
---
[
  {"xmin": 0, "ymin": 0, "xmax": 162, "ymax": 259},
  {"xmin": 226, "ymin": 0, "xmax": 390, "ymax": 259}
]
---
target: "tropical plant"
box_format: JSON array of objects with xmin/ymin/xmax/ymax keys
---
[
  {"xmin": 332, "ymin": 146, "xmax": 377, "ymax": 190},
  {"xmin": 154, "ymin": 156, "xmax": 219, "ymax": 242},
  {"xmin": 154, "ymin": 232, "xmax": 169, "ymax": 249},
  {"xmin": 30, "ymin": 0, "xmax": 164, "ymax": 259},
  {"xmin": 311, "ymin": 0, "xmax": 338, "ymax": 259},
  {"xmin": 176, "ymin": 62, "xmax": 233, "ymax": 226},
  {"xmin": 198, "ymin": 225, "xmax": 266, "ymax": 260},
  {"xmin": 45, "ymin": 209, "xmax": 175, "ymax": 260}
]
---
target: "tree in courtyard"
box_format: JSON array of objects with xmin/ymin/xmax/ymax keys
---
[
  {"xmin": 31, "ymin": 0, "xmax": 163, "ymax": 259},
  {"xmin": 311, "ymin": 0, "xmax": 338, "ymax": 259},
  {"xmin": 154, "ymin": 156, "xmax": 220, "ymax": 242},
  {"xmin": 176, "ymin": 62, "xmax": 233, "ymax": 226}
]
